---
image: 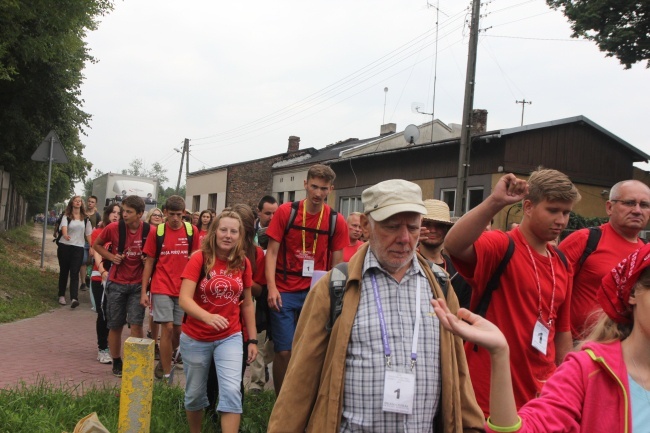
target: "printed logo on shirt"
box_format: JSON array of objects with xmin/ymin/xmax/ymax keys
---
[{"xmin": 198, "ymin": 269, "xmax": 243, "ymax": 307}]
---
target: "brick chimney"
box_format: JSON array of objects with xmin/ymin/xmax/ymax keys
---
[
  {"xmin": 380, "ymin": 123, "xmax": 397, "ymax": 136},
  {"xmin": 287, "ymin": 136, "xmax": 300, "ymax": 152},
  {"xmin": 470, "ymin": 109, "xmax": 488, "ymax": 134}
]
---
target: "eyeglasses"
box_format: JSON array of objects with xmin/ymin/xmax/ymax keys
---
[
  {"xmin": 151, "ymin": 213, "xmax": 163, "ymax": 218},
  {"xmin": 610, "ymin": 199, "xmax": 650, "ymax": 210}
]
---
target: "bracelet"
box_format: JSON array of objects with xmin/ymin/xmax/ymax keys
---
[
  {"xmin": 486, "ymin": 416, "xmax": 522, "ymax": 432},
  {"xmin": 247, "ymin": 339, "xmax": 259, "ymax": 345}
]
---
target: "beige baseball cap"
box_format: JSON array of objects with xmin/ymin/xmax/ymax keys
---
[
  {"xmin": 422, "ymin": 199, "xmax": 453, "ymax": 226},
  {"xmin": 362, "ymin": 180, "xmax": 426, "ymax": 221}
]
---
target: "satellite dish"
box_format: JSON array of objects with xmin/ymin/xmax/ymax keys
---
[
  {"xmin": 403, "ymin": 124, "xmax": 420, "ymax": 145},
  {"xmin": 411, "ymin": 102, "xmax": 424, "ymax": 114}
]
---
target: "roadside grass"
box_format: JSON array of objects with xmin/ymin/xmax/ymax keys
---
[
  {"xmin": 0, "ymin": 223, "xmax": 59, "ymax": 323},
  {"xmin": 0, "ymin": 380, "xmax": 275, "ymax": 433}
]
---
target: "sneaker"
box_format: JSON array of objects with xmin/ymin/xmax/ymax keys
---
[
  {"xmin": 79, "ymin": 284, "xmax": 88, "ymax": 292},
  {"xmin": 97, "ymin": 349, "xmax": 112, "ymax": 364},
  {"xmin": 58, "ymin": 296, "xmax": 66, "ymax": 306},
  {"xmin": 70, "ymin": 299, "xmax": 79, "ymax": 309},
  {"xmin": 154, "ymin": 361, "xmax": 164, "ymax": 379},
  {"xmin": 112, "ymin": 358, "xmax": 123, "ymax": 377}
]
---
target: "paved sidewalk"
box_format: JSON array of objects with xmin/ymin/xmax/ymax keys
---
[
  {"xmin": 0, "ymin": 298, "xmax": 133, "ymax": 390},
  {"xmin": 0, "ymin": 224, "xmax": 269, "ymax": 393}
]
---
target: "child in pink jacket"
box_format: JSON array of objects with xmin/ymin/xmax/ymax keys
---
[{"xmin": 433, "ymin": 243, "xmax": 650, "ymax": 433}]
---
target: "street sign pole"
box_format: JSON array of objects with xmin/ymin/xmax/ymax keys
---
[
  {"xmin": 32, "ymin": 130, "xmax": 68, "ymax": 269},
  {"xmin": 40, "ymin": 135, "xmax": 54, "ymax": 268}
]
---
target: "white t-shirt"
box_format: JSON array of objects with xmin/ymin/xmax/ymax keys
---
[{"xmin": 59, "ymin": 216, "xmax": 92, "ymax": 247}]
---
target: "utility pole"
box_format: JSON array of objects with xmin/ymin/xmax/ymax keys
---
[
  {"xmin": 516, "ymin": 99, "xmax": 532, "ymax": 126},
  {"xmin": 175, "ymin": 139, "xmax": 188, "ymax": 195},
  {"xmin": 454, "ymin": 0, "xmax": 481, "ymax": 217},
  {"xmin": 184, "ymin": 138, "xmax": 190, "ymax": 193}
]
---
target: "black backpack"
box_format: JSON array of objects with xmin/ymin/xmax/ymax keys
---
[
  {"xmin": 53, "ymin": 215, "xmax": 89, "ymax": 244},
  {"xmin": 278, "ymin": 201, "xmax": 338, "ymax": 281}
]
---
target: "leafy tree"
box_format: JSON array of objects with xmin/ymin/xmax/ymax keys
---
[
  {"xmin": 0, "ymin": 0, "xmax": 115, "ymax": 214},
  {"xmin": 121, "ymin": 158, "xmax": 170, "ymax": 185},
  {"xmin": 158, "ymin": 185, "xmax": 186, "ymax": 208},
  {"xmin": 547, "ymin": 0, "xmax": 650, "ymax": 69},
  {"xmin": 83, "ymin": 169, "xmax": 105, "ymax": 198}
]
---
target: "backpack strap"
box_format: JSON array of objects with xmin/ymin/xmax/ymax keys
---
[
  {"xmin": 326, "ymin": 209, "xmax": 338, "ymax": 270},
  {"xmin": 184, "ymin": 221, "xmax": 194, "ymax": 256},
  {"xmin": 279, "ymin": 201, "xmax": 301, "ymax": 281},
  {"xmin": 156, "ymin": 223, "xmax": 167, "ymax": 259},
  {"xmin": 327, "ymin": 262, "xmax": 349, "ymax": 332},
  {"xmin": 577, "ymin": 226, "xmax": 602, "ymax": 269},
  {"xmin": 474, "ymin": 234, "xmax": 515, "ymax": 319},
  {"xmin": 428, "ymin": 262, "xmax": 450, "ymax": 299},
  {"xmin": 552, "ymin": 245, "xmax": 569, "ymax": 270}
]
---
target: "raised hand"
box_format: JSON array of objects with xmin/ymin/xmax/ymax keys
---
[
  {"xmin": 431, "ymin": 298, "xmax": 509, "ymax": 355},
  {"xmin": 492, "ymin": 173, "xmax": 528, "ymax": 207}
]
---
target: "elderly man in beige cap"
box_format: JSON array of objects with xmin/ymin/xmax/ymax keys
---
[
  {"xmin": 268, "ymin": 179, "xmax": 484, "ymax": 433},
  {"xmin": 418, "ymin": 200, "xmax": 472, "ymax": 309}
]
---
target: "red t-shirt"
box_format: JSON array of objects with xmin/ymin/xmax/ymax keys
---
[
  {"xmin": 90, "ymin": 227, "xmax": 105, "ymax": 283},
  {"xmin": 252, "ymin": 245, "xmax": 266, "ymax": 286},
  {"xmin": 559, "ymin": 222, "xmax": 644, "ymax": 338},
  {"xmin": 98, "ymin": 221, "xmax": 148, "ymax": 285},
  {"xmin": 241, "ymin": 245, "xmax": 267, "ymax": 342},
  {"xmin": 450, "ymin": 228, "xmax": 573, "ymax": 416},
  {"xmin": 143, "ymin": 223, "xmax": 201, "ymax": 297},
  {"xmin": 198, "ymin": 229, "xmax": 208, "ymax": 245},
  {"xmin": 342, "ymin": 240, "xmax": 364, "ymax": 262},
  {"xmin": 181, "ymin": 252, "xmax": 252, "ymax": 342},
  {"xmin": 266, "ymin": 201, "xmax": 348, "ymax": 292}
]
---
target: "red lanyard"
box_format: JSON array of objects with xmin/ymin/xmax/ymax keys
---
[{"xmin": 524, "ymin": 244, "xmax": 557, "ymax": 327}]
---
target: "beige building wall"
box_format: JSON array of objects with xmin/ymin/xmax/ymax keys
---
[
  {"xmin": 185, "ymin": 169, "xmax": 228, "ymax": 213},
  {"xmin": 272, "ymin": 169, "xmax": 308, "ymax": 203}
]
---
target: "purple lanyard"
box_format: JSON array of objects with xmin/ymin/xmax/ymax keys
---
[{"xmin": 370, "ymin": 273, "xmax": 422, "ymax": 370}]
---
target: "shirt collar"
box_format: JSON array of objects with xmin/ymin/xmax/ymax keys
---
[{"xmin": 362, "ymin": 248, "xmax": 423, "ymax": 279}]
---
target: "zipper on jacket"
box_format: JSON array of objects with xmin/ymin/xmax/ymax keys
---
[{"xmin": 585, "ymin": 348, "xmax": 629, "ymax": 433}]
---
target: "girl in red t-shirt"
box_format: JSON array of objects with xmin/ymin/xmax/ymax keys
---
[
  {"xmin": 90, "ymin": 204, "xmax": 121, "ymax": 365},
  {"xmin": 179, "ymin": 210, "xmax": 257, "ymax": 433},
  {"xmin": 197, "ymin": 209, "xmax": 213, "ymax": 245}
]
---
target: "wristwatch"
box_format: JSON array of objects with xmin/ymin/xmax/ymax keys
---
[{"xmin": 247, "ymin": 339, "xmax": 259, "ymax": 345}]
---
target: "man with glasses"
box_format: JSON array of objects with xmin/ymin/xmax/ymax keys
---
[{"xmin": 560, "ymin": 179, "xmax": 650, "ymax": 339}]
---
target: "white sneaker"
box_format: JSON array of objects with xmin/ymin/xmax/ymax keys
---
[
  {"xmin": 97, "ymin": 349, "xmax": 112, "ymax": 364},
  {"xmin": 58, "ymin": 296, "xmax": 66, "ymax": 306}
]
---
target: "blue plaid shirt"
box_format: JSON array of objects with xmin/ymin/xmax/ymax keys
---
[{"xmin": 341, "ymin": 250, "xmax": 441, "ymax": 432}]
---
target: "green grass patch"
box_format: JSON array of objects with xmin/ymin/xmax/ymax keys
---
[
  {"xmin": 0, "ymin": 224, "xmax": 59, "ymax": 323},
  {"xmin": 0, "ymin": 379, "xmax": 275, "ymax": 433}
]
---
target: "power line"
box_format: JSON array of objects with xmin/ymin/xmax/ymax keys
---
[{"xmin": 482, "ymin": 34, "xmax": 587, "ymax": 42}]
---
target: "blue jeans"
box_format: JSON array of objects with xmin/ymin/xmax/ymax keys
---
[
  {"xmin": 180, "ymin": 332, "xmax": 243, "ymax": 413},
  {"xmin": 269, "ymin": 289, "xmax": 309, "ymax": 352}
]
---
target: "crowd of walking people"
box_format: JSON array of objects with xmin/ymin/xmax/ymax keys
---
[{"xmin": 51, "ymin": 162, "xmax": 650, "ymax": 432}]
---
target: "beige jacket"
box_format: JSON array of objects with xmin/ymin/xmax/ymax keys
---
[{"xmin": 268, "ymin": 243, "xmax": 484, "ymax": 432}]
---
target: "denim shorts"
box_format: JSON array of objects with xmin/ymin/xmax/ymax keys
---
[
  {"xmin": 152, "ymin": 294, "xmax": 183, "ymax": 325},
  {"xmin": 269, "ymin": 289, "xmax": 309, "ymax": 352},
  {"xmin": 104, "ymin": 281, "xmax": 145, "ymax": 329},
  {"xmin": 180, "ymin": 332, "xmax": 243, "ymax": 413}
]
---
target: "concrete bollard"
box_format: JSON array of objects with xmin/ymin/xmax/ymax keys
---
[{"xmin": 118, "ymin": 337, "xmax": 155, "ymax": 433}]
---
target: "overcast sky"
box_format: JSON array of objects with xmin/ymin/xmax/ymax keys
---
[{"xmin": 79, "ymin": 0, "xmax": 649, "ymax": 189}]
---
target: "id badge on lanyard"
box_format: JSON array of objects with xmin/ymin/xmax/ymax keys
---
[{"xmin": 372, "ymin": 274, "xmax": 422, "ymax": 415}]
